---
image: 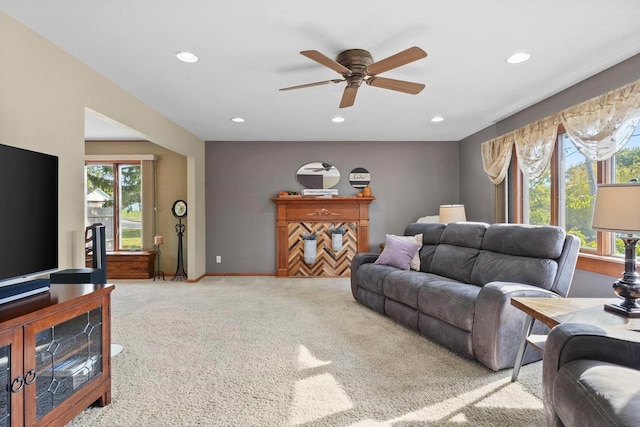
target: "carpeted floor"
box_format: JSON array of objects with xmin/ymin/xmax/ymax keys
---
[{"xmin": 68, "ymin": 277, "xmax": 545, "ymax": 426}]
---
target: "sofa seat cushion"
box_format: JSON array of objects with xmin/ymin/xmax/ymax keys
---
[
  {"xmin": 382, "ymin": 271, "xmax": 444, "ymax": 309},
  {"xmin": 357, "ymin": 263, "xmax": 398, "ymax": 295},
  {"xmin": 553, "ymin": 359, "xmax": 640, "ymax": 427},
  {"xmin": 417, "ymin": 281, "xmax": 481, "ymax": 332},
  {"xmin": 470, "ymin": 251, "xmax": 558, "ymax": 289}
]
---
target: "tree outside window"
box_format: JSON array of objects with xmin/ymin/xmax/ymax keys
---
[
  {"xmin": 85, "ymin": 162, "xmax": 142, "ymax": 250},
  {"xmin": 517, "ymin": 122, "xmax": 640, "ymax": 257}
]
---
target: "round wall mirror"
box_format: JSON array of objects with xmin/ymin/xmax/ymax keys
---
[
  {"xmin": 296, "ymin": 162, "xmax": 340, "ymax": 189},
  {"xmin": 349, "ymin": 167, "xmax": 371, "ymax": 188}
]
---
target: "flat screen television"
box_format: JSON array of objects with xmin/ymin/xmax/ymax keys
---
[{"xmin": 0, "ymin": 143, "xmax": 58, "ymax": 285}]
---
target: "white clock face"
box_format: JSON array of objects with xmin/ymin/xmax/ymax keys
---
[{"xmin": 173, "ymin": 200, "xmax": 187, "ymax": 218}]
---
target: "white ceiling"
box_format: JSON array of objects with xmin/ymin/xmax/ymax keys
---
[{"xmin": 2, "ymin": 0, "xmax": 640, "ymax": 142}]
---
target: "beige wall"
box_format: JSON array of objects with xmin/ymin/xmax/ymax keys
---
[
  {"xmin": 85, "ymin": 141, "xmax": 187, "ymax": 274},
  {"xmin": 0, "ymin": 12, "xmax": 206, "ymax": 279}
]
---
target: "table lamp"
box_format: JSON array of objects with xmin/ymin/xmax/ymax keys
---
[
  {"xmin": 591, "ymin": 183, "xmax": 640, "ymax": 317},
  {"xmin": 439, "ymin": 205, "xmax": 467, "ymax": 223}
]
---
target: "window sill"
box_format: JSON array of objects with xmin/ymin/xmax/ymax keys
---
[{"xmin": 577, "ymin": 253, "xmax": 625, "ymax": 277}]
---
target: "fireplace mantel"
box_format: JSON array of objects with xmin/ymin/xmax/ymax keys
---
[{"xmin": 271, "ymin": 196, "xmax": 375, "ymax": 277}]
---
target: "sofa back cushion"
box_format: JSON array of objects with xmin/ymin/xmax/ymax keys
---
[
  {"xmin": 403, "ymin": 223, "xmax": 445, "ymax": 272},
  {"xmin": 482, "ymin": 224, "xmax": 566, "ymax": 258},
  {"xmin": 469, "ymin": 224, "xmax": 566, "ymax": 289},
  {"xmin": 469, "ymin": 251, "xmax": 559, "ymax": 289},
  {"xmin": 429, "ymin": 223, "xmax": 488, "ymax": 283}
]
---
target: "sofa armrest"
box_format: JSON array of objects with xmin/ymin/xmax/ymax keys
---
[
  {"xmin": 472, "ymin": 281, "xmax": 559, "ymax": 371},
  {"xmin": 350, "ymin": 253, "xmax": 379, "ymax": 299},
  {"xmin": 542, "ymin": 323, "xmax": 640, "ymax": 425}
]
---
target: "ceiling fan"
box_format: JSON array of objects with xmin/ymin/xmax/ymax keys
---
[{"xmin": 280, "ymin": 46, "xmax": 427, "ymax": 108}]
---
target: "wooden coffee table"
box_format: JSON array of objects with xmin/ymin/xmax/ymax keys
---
[{"xmin": 510, "ymin": 297, "xmax": 640, "ymax": 381}]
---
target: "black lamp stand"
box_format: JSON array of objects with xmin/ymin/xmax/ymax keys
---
[
  {"xmin": 605, "ymin": 234, "xmax": 640, "ymax": 317},
  {"xmin": 171, "ymin": 219, "xmax": 188, "ymax": 281}
]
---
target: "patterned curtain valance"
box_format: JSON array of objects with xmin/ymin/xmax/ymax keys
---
[
  {"xmin": 481, "ymin": 133, "xmax": 514, "ymax": 185},
  {"xmin": 480, "ymin": 78, "xmax": 640, "ymax": 183},
  {"xmin": 559, "ymin": 79, "xmax": 640, "ymax": 161},
  {"xmin": 514, "ymin": 115, "xmax": 559, "ymax": 179}
]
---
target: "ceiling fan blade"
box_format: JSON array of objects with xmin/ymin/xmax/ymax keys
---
[
  {"xmin": 366, "ymin": 76, "xmax": 425, "ymax": 95},
  {"xmin": 301, "ymin": 50, "xmax": 351, "ymax": 75},
  {"xmin": 366, "ymin": 46, "xmax": 427, "ymax": 76},
  {"xmin": 339, "ymin": 86, "xmax": 358, "ymax": 108},
  {"xmin": 279, "ymin": 79, "xmax": 343, "ymax": 91}
]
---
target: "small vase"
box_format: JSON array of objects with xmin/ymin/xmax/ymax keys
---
[
  {"xmin": 363, "ymin": 186, "xmax": 372, "ymax": 197},
  {"xmin": 304, "ymin": 239, "xmax": 317, "ymax": 264},
  {"xmin": 332, "ymin": 233, "xmax": 343, "ymax": 251}
]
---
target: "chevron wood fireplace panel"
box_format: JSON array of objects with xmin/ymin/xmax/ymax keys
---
[
  {"xmin": 287, "ymin": 222, "xmax": 357, "ymax": 277},
  {"xmin": 271, "ymin": 196, "xmax": 375, "ymax": 277}
]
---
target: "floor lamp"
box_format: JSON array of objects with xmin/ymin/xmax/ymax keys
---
[{"xmin": 592, "ymin": 183, "xmax": 640, "ymax": 317}]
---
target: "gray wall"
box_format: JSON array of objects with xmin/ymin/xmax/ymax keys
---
[
  {"xmin": 205, "ymin": 140, "xmax": 458, "ymax": 274},
  {"xmin": 459, "ymin": 53, "xmax": 640, "ymax": 297}
]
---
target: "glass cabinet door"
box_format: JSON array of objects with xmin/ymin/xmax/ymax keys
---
[
  {"xmin": 33, "ymin": 307, "xmax": 103, "ymax": 420},
  {"xmin": 0, "ymin": 328, "xmax": 22, "ymax": 427}
]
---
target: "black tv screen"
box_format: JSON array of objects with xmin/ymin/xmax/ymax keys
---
[{"xmin": 0, "ymin": 143, "xmax": 58, "ymax": 284}]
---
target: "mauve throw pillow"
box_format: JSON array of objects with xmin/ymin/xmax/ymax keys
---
[
  {"xmin": 391, "ymin": 234, "xmax": 423, "ymax": 270},
  {"xmin": 374, "ymin": 235, "xmax": 421, "ymax": 270}
]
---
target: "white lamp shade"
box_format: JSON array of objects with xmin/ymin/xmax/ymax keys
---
[
  {"xmin": 439, "ymin": 204, "xmax": 467, "ymax": 223},
  {"xmin": 592, "ymin": 183, "xmax": 640, "ymax": 234}
]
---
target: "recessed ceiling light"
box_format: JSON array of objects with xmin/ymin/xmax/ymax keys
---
[
  {"xmin": 431, "ymin": 116, "xmax": 444, "ymax": 123},
  {"xmin": 506, "ymin": 52, "xmax": 531, "ymax": 64},
  {"xmin": 332, "ymin": 116, "xmax": 345, "ymax": 123},
  {"xmin": 231, "ymin": 117, "xmax": 245, "ymax": 123},
  {"xmin": 176, "ymin": 51, "xmax": 199, "ymax": 63}
]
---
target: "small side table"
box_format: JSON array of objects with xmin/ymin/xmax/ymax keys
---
[{"xmin": 510, "ymin": 297, "xmax": 639, "ymax": 382}]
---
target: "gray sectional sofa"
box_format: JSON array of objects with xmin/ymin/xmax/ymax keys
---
[{"xmin": 350, "ymin": 222, "xmax": 580, "ymax": 371}]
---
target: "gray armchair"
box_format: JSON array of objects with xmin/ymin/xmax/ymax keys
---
[{"xmin": 542, "ymin": 322, "xmax": 640, "ymax": 427}]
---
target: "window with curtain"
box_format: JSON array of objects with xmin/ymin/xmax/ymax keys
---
[{"xmin": 514, "ymin": 121, "xmax": 640, "ymax": 256}]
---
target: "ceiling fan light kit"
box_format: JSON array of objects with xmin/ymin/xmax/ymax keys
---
[{"xmin": 280, "ymin": 46, "xmax": 427, "ymax": 108}]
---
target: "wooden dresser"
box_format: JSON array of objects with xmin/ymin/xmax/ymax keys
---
[{"xmin": 104, "ymin": 251, "xmax": 155, "ymax": 279}]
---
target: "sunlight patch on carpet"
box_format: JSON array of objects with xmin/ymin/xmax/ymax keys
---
[
  {"xmin": 297, "ymin": 344, "xmax": 332, "ymax": 370},
  {"xmin": 475, "ymin": 383, "xmax": 543, "ymax": 409},
  {"xmin": 289, "ymin": 373, "xmax": 353, "ymax": 425}
]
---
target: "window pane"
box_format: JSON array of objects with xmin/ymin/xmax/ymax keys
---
[
  {"xmin": 523, "ymin": 167, "xmax": 551, "ymax": 225},
  {"xmin": 558, "ymin": 133, "xmax": 597, "ymax": 250},
  {"xmin": 612, "ymin": 123, "xmax": 640, "ymax": 256},
  {"xmin": 118, "ymin": 164, "xmax": 142, "ymax": 250},
  {"xmin": 85, "ymin": 165, "xmax": 114, "ymax": 251}
]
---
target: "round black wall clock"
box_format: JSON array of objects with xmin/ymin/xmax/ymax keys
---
[{"xmin": 172, "ymin": 199, "xmax": 187, "ymax": 219}]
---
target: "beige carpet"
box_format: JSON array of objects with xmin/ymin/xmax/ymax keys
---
[{"xmin": 68, "ymin": 277, "xmax": 545, "ymax": 426}]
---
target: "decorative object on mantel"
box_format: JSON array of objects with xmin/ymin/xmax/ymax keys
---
[
  {"xmin": 591, "ymin": 182, "xmax": 640, "ymax": 317},
  {"xmin": 171, "ymin": 199, "xmax": 188, "ymax": 281},
  {"xmin": 296, "ymin": 162, "xmax": 340, "ymax": 189},
  {"xmin": 153, "ymin": 234, "xmax": 165, "ymax": 281},
  {"xmin": 439, "ymin": 204, "xmax": 466, "ymax": 223},
  {"xmin": 349, "ymin": 167, "xmax": 371, "ymax": 188},
  {"xmin": 330, "ymin": 225, "xmax": 347, "ymax": 252},
  {"xmin": 277, "ymin": 190, "xmax": 301, "ymax": 198},
  {"xmin": 362, "ymin": 186, "xmax": 372, "ymax": 197},
  {"xmin": 302, "ymin": 232, "xmax": 318, "ymax": 264},
  {"xmin": 301, "ymin": 188, "xmax": 339, "ymax": 196}
]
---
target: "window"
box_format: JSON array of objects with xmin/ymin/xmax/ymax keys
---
[
  {"xmin": 85, "ymin": 162, "xmax": 142, "ymax": 251},
  {"xmin": 513, "ymin": 121, "xmax": 640, "ymax": 261}
]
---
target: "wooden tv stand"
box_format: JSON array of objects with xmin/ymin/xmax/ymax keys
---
[{"xmin": 0, "ymin": 283, "xmax": 114, "ymax": 426}]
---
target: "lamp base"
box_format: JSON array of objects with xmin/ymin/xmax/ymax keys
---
[{"xmin": 604, "ymin": 301, "xmax": 640, "ymax": 318}]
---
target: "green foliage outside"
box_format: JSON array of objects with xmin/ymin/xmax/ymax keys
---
[
  {"xmin": 121, "ymin": 228, "xmax": 141, "ymax": 249},
  {"xmin": 527, "ymin": 144, "xmax": 640, "ymax": 256},
  {"xmin": 86, "ymin": 164, "xmax": 142, "ymax": 249}
]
